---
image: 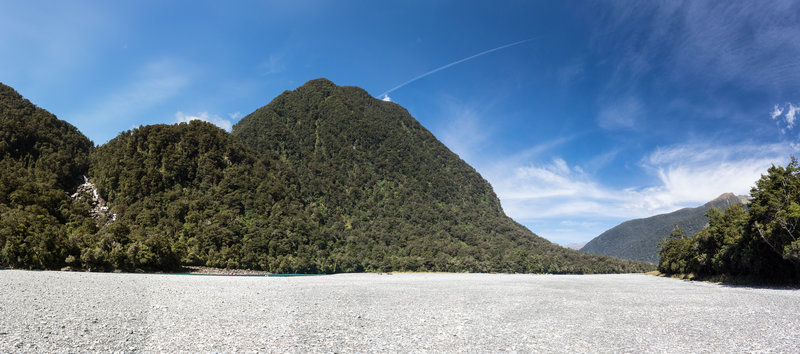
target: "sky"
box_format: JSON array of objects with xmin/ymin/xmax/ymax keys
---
[{"xmin": 2, "ymin": 1, "xmax": 800, "ymax": 246}]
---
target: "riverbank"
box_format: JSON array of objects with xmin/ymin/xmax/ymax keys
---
[{"xmin": 1, "ymin": 271, "xmax": 798, "ymax": 352}]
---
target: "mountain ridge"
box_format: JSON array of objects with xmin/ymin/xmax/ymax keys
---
[
  {"xmin": 580, "ymin": 193, "xmax": 748, "ymax": 263},
  {"xmin": 1, "ymin": 79, "xmax": 652, "ymax": 273}
]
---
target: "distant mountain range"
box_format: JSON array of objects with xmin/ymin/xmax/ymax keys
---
[
  {"xmin": 0, "ymin": 79, "xmax": 651, "ymax": 273},
  {"xmin": 580, "ymin": 193, "xmax": 748, "ymax": 263}
]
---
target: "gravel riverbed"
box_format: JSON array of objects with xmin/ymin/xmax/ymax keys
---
[{"xmin": 1, "ymin": 270, "xmax": 798, "ymax": 352}]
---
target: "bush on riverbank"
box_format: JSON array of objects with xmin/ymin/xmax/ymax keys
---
[{"xmin": 658, "ymin": 158, "xmax": 800, "ymax": 283}]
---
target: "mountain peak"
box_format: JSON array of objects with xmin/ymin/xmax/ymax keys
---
[
  {"xmin": 231, "ymin": 79, "xmax": 650, "ymax": 273},
  {"xmin": 290, "ymin": 78, "xmax": 378, "ymax": 104},
  {"xmin": 297, "ymin": 77, "xmax": 336, "ymax": 90},
  {"xmin": 582, "ymin": 193, "xmax": 749, "ymax": 262},
  {"xmin": 1, "ymin": 80, "xmax": 651, "ymax": 274},
  {"xmin": 706, "ymin": 192, "xmax": 749, "ymax": 206},
  {"xmin": 710, "ymin": 192, "xmax": 736, "ymax": 202}
]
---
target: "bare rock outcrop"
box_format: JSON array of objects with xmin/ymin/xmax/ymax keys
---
[{"xmin": 71, "ymin": 176, "xmax": 116, "ymax": 225}]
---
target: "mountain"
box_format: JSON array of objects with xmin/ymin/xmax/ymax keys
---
[
  {"xmin": 227, "ymin": 78, "xmax": 650, "ymax": 273},
  {"xmin": 0, "ymin": 83, "xmax": 95, "ymax": 268},
  {"xmin": 580, "ymin": 193, "xmax": 748, "ymax": 263},
  {"xmin": 0, "ymin": 79, "xmax": 652, "ymax": 273}
]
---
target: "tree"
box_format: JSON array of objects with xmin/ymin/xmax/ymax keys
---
[
  {"xmin": 749, "ymin": 157, "xmax": 800, "ymax": 265},
  {"xmin": 658, "ymin": 158, "xmax": 800, "ymax": 282},
  {"xmin": 658, "ymin": 227, "xmax": 694, "ymax": 274},
  {"xmin": 693, "ymin": 204, "xmax": 748, "ymax": 275}
]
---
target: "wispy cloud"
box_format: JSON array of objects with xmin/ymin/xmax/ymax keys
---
[
  {"xmin": 597, "ymin": 96, "xmax": 642, "ymax": 130},
  {"xmin": 638, "ymin": 143, "xmax": 791, "ymax": 211},
  {"xmin": 557, "ymin": 60, "xmax": 585, "ymax": 91},
  {"xmin": 378, "ymin": 38, "xmax": 536, "ymax": 98},
  {"xmin": 598, "ymin": 2, "xmax": 800, "ymax": 92},
  {"xmin": 261, "ymin": 54, "xmax": 286, "ymax": 76},
  {"xmin": 581, "ymin": 149, "xmax": 621, "ymax": 174},
  {"xmin": 587, "ymin": 1, "xmax": 800, "ymax": 138},
  {"xmin": 175, "ymin": 111, "xmax": 233, "ymax": 132},
  {"xmin": 771, "ymin": 105, "xmax": 785, "ymax": 119},
  {"xmin": 438, "ymin": 104, "xmax": 492, "ymax": 162},
  {"xmin": 771, "ymin": 103, "xmax": 800, "ymax": 133},
  {"xmin": 491, "ymin": 157, "xmax": 622, "ymax": 220},
  {"xmin": 68, "ymin": 59, "xmax": 192, "ymax": 143},
  {"xmin": 786, "ymin": 104, "xmax": 798, "ymax": 129},
  {"xmin": 484, "ymin": 141, "xmax": 792, "ymax": 244}
]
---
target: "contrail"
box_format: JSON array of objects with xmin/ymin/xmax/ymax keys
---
[{"xmin": 378, "ymin": 38, "xmax": 535, "ymax": 99}]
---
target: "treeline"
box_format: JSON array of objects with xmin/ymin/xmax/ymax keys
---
[
  {"xmin": 658, "ymin": 159, "xmax": 800, "ymax": 283},
  {"xmin": 0, "ymin": 83, "xmax": 95, "ymax": 269},
  {"xmin": 581, "ymin": 193, "xmax": 745, "ymax": 263},
  {"xmin": 0, "ymin": 80, "xmax": 653, "ymax": 274}
]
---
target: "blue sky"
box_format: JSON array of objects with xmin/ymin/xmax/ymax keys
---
[{"xmin": 2, "ymin": 1, "xmax": 800, "ymax": 246}]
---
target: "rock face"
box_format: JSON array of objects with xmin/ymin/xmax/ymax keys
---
[
  {"xmin": 71, "ymin": 176, "xmax": 115, "ymax": 225},
  {"xmin": 580, "ymin": 193, "xmax": 748, "ymax": 263}
]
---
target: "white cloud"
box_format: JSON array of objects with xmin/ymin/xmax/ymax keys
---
[
  {"xmin": 175, "ymin": 111, "xmax": 233, "ymax": 132},
  {"xmin": 229, "ymin": 111, "xmax": 242, "ymax": 120},
  {"xmin": 786, "ymin": 104, "xmax": 798, "ymax": 128},
  {"xmin": 771, "ymin": 105, "xmax": 784, "ymax": 119},
  {"xmin": 382, "ymin": 95, "xmax": 392, "ymax": 102},
  {"xmin": 638, "ymin": 144, "xmax": 787, "ymax": 211},
  {"xmin": 771, "ymin": 103, "xmax": 800, "ymax": 133},
  {"xmin": 490, "ymin": 158, "xmax": 627, "ymax": 220},
  {"xmin": 482, "ymin": 141, "xmax": 793, "ymax": 244}
]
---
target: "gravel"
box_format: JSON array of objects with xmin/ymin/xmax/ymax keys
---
[{"xmin": 1, "ymin": 270, "xmax": 798, "ymax": 353}]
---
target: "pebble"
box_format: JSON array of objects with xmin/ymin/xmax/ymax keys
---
[{"xmin": 0, "ymin": 271, "xmax": 798, "ymax": 352}]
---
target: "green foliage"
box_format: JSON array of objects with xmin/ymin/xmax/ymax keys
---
[
  {"xmin": 693, "ymin": 205, "xmax": 749, "ymax": 275},
  {"xmin": 1, "ymin": 80, "xmax": 652, "ymax": 274},
  {"xmin": 658, "ymin": 159, "xmax": 800, "ymax": 283},
  {"xmin": 582, "ymin": 193, "xmax": 746, "ymax": 263},
  {"xmin": 230, "ymin": 79, "xmax": 651, "ymax": 274},
  {"xmin": 657, "ymin": 227, "xmax": 694, "ymax": 274},
  {"xmin": 749, "ymin": 157, "xmax": 800, "ymax": 265},
  {"xmin": 0, "ymin": 83, "xmax": 94, "ymax": 270}
]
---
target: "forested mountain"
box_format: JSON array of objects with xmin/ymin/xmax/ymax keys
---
[
  {"xmin": 87, "ymin": 121, "xmax": 280, "ymax": 270},
  {"xmin": 0, "ymin": 83, "xmax": 94, "ymax": 269},
  {"xmin": 230, "ymin": 79, "xmax": 649, "ymax": 273},
  {"xmin": 581, "ymin": 193, "xmax": 747, "ymax": 263},
  {"xmin": 0, "ymin": 79, "xmax": 652, "ymax": 273}
]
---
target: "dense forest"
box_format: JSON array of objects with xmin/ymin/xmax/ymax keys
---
[
  {"xmin": 658, "ymin": 159, "xmax": 800, "ymax": 283},
  {"xmin": 582, "ymin": 193, "xmax": 746, "ymax": 263},
  {"xmin": 0, "ymin": 79, "xmax": 652, "ymax": 273}
]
